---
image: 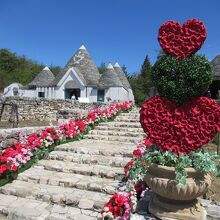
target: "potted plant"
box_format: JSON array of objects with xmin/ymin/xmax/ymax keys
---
[{"xmin": 139, "ymin": 19, "xmax": 220, "ymax": 220}]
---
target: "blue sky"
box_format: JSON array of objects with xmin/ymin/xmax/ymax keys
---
[{"xmin": 0, "ymin": 0, "xmax": 219, "ymax": 74}]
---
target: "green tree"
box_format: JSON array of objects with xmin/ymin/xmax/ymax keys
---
[
  {"xmin": 156, "ymin": 49, "xmax": 166, "ymax": 60},
  {"xmin": 122, "ymin": 64, "xmax": 131, "ymax": 79},
  {"xmin": 129, "ymin": 73, "xmax": 146, "ymax": 105},
  {"xmin": 0, "ymin": 48, "xmax": 61, "ymax": 92},
  {"xmin": 49, "ymin": 65, "xmax": 61, "ymax": 75},
  {"xmin": 98, "ymin": 62, "xmax": 106, "ymax": 74},
  {"xmin": 140, "ymin": 55, "xmax": 152, "ymax": 94},
  {"xmin": 123, "ymin": 55, "xmax": 153, "ymax": 106}
]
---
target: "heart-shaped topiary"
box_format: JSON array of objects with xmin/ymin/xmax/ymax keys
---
[
  {"xmin": 140, "ymin": 96, "xmax": 220, "ymax": 155},
  {"xmin": 158, "ymin": 19, "xmax": 206, "ymax": 59},
  {"xmin": 152, "ymin": 54, "xmax": 212, "ymax": 105}
]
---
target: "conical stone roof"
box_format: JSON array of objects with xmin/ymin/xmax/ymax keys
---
[
  {"xmin": 52, "ymin": 45, "xmax": 100, "ymax": 86},
  {"xmin": 114, "ymin": 62, "xmax": 131, "ymax": 90},
  {"xmin": 29, "ymin": 67, "xmax": 55, "ymax": 87},
  {"xmin": 99, "ymin": 63, "xmax": 123, "ymax": 88},
  {"xmin": 212, "ymin": 55, "xmax": 220, "ymax": 81}
]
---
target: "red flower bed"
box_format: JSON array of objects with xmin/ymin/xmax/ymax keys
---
[{"xmin": 0, "ymin": 101, "xmax": 133, "ymax": 178}]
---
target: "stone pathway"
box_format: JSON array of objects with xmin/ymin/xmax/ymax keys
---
[{"xmin": 0, "ymin": 108, "xmax": 145, "ymax": 220}]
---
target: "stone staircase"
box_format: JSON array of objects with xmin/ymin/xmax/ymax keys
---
[{"xmin": 0, "ymin": 108, "xmax": 144, "ymax": 220}]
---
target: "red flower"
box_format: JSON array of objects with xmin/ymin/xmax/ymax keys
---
[
  {"xmin": 0, "ymin": 156, "xmax": 8, "ymax": 163},
  {"xmin": 103, "ymin": 192, "xmax": 128, "ymax": 218},
  {"xmin": 11, "ymin": 165, "xmax": 18, "ymax": 171},
  {"xmin": 133, "ymin": 149, "xmax": 142, "ymax": 158},
  {"xmin": 26, "ymin": 133, "xmax": 41, "ymax": 147},
  {"xmin": 124, "ymin": 160, "xmax": 134, "ymax": 174},
  {"xmin": 0, "ymin": 164, "xmax": 9, "ymax": 175},
  {"xmin": 143, "ymin": 138, "xmax": 153, "ymax": 146},
  {"xmin": 134, "ymin": 183, "xmax": 143, "ymax": 194},
  {"xmin": 158, "ymin": 19, "xmax": 206, "ymax": 59},
  {"xmin": 115, "ymin": 195, "xmax": 126, "ymax": 207},
  {"xmin": 140, "ymin": 96, "xmax": 220, "ymax": 154}
]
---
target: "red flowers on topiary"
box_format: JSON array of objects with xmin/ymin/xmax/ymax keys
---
[
  {"xmin": 140, "ymin": 96, "xmax": 220, "ymax": 155},
  {"xmin": 158, "ymin": 19, "xmax": 206, "ymax": 59}
]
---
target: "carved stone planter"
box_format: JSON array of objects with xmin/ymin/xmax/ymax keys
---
[{"xmin": 144, "ymin": 164, "xmax": 212, "ymax": 220}]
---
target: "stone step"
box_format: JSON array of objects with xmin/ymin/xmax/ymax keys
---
[
  {"xmin": 95, "ymin": 125, "xmax": 144, "ymax": 133},
  {"xmin": 120, "ymin": 113, "xmax": 139, "ymax": 117},
  {"xmin": 116, "ymin": 113, "xmax": 139, "ymax": 117},
  {"xmin": 0, "ymin": 180, "xmax": 110, "ymax": 212},
  {"xmin": 100, "ymin": 121, "xmax": 142, "ymax": 128},
  {"xmin": 55, "ymin": 140, "xmax": 135, "ymax": 157},
  {"xmin": 85, "ymin": 134, "xmax": 142, "ymax": 144},
  {"xmin": 35, "ymin": 160, "xmax": 125, "ymax": 180},
  {"xmin": 89, "ymin": 129, "xmax": 144, "ymax": 138},
  {"xmin": 114, "ymin": 118, "xmax": 139, "ymax": 123},
  {"xmin": 116, "ymin": 114, "xmax": 139, "ymax": 118},
  {"xmin": 17, "ymin": 167, "xmax": 118, "ymax": 195},
  {"xmin": 0, "ymin": 193, "xmax": 99, "ymax": 219},
  {"xmin": 48, "ymin": 151, "xmax": 131, "ymax": 167}
]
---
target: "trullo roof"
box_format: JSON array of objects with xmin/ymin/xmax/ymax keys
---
[
  {"xmin": 29, "ymin": 67, "xmax": 55, "ymax": 87},
  {"xmin": 99, "ymin": 63, "xmax": 123, "ymax": 88},
  {"xmin": 52, "ymin": 45, "xmax": 100, "ymax": 86},
  {"xmin": 114, "ymin": 62, "xmax": 131, "ymax": 90}
]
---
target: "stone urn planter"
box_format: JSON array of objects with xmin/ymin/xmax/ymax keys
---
[{"xmin": 144, "ymin": 164, "xmax": 212, "ymax": 220}]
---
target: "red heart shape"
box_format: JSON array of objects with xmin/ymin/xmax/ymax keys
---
[
  {"xmin": 158, "ymin": 19, "xmax": 206, "ymax": 59},
  {"xmin": 140, "ymin": 96, "xmax": 220, "ymax": 155}
]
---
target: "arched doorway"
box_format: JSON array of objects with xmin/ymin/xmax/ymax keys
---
[{"xmin": 64, "ymin": 81, "xmax": 81, "ymax": 100}]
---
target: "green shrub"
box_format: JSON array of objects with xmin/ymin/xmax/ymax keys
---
[{"xmin": 152, "ymin": 54, "xmax": 212, "ymax": 105}]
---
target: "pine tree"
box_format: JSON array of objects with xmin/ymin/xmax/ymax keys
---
[
  {"xmin": 129, "ymin": 73, "xmax": 146, "ymax": 105},
  {"xmin": 98, "ymin": 62, "xmax": 106, "ymax": 74},
  {"xmin": 122, "ymin": 64, "xmax": 131, "ymax": 79},
  {"xmin": 140, "ymin": 55, "xmax": 152, "ymax": 95}
]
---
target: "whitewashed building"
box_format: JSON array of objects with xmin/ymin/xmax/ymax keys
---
[{"xmin": 3, "ymin": 45, "xmax": 134, "ymax": 103}]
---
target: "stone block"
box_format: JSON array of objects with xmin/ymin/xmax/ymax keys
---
[{"xmin": 78, "ymin": 199, "xmax": 95, "ymax": 210}]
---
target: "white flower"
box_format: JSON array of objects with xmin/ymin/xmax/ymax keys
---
[{"xmin": 15, "ymin": 162, "xmax": 20, "ymax": 167}]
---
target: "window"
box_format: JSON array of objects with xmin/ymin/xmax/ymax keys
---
[{"xmin": 38, "ymin": 92, "xmax": 45, "ymax": 98}]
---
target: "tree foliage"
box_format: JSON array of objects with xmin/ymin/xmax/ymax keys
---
[
  {"xmin": 140, "ymin": 55, "xmax": 152, "ymax": 94},
  {"xmin": 98, "ymin": 62, "xmax": 106, "ymax": 74},
  {"xmin": 152, "ymin": 54, "xmax": 212, "ymax": 105},
  {"xmin": 129, "ymin": 73, "xmax": 146, "ymax": 105},
  {"xmin": 127, "ymin": 55, "xmax": 152, "ymax": 106},
  {"xmin": 0, "ymin": 48, "xmax": 61, "ymax": 91}
]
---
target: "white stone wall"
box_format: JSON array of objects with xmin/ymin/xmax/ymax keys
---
[
  {"xmin": 128, "ymin": 89, "xmax": 135, "ymax": 101},
  {"xmin": 3, "ymin": 83, "xmax": 23, "ymax": 97},
  {"xmin": 87, "ymin": 87, "xmax": 97, "ymax": 102},
  {"xmin": 105, "ymin": 87, "xmax": 128, "ymax": 102},
  {"xmin": 22, "ymin": 89, "xmax": 36, "ymax": 97}
]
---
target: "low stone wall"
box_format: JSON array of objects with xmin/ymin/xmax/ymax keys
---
[
  {"xmin": 0, "ymin": 97, "xmax": 108, "ymax": 151},
  {"xmin": 0, "ymin": 97, "xmax": 106, "ymax": 122},
  {"xmin": 0, "ymin": 126, "xmax": 53, "ymax": 151}
]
